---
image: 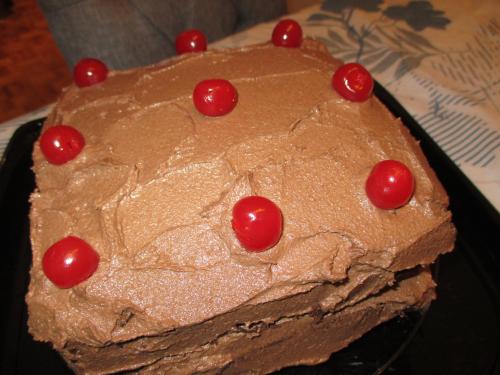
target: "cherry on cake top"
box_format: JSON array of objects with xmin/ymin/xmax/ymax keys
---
[
  {"xmin": 272, "ymin": 19, "xmax": 303, "ymax": 48},
  {"xmin": 39, "ymin": 125, "xmax": 85, "ymax": 165},
  {"xmin": 42, "ymin": 236, "xmax": 100, "ymax": 289},
  {"xmin": 73, "ymin": 58, "xmax": 109, "ymax": 88},
  {"xmin": 175, "ymin": 29, "xmax": 208, "ymax": 54},
  {"xmin": 332, "ymin": 63, "xmax": 374, "ymax": 102},
  {"xmin": 366, "ymin": 160, "xmax": 415, "ymax": 209},
  {"xmin": 193, "ymin": 79, "xmax": 238, "ymax": 116},
  {"xmin": 232, "ymin": 196, "xmax": 283, "ymax": 252}
]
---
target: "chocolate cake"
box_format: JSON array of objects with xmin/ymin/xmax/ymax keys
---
[{"xmin": 27, "ymin": 36, "xmax": 455, "ymax": 374}]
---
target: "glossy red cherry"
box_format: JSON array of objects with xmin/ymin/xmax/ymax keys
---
[
  {"xmin": 73, "ymin": 57, "xmax": 108, "ymax": 87},
  {"xmin": 39, "ymin": 125, "xmax": 85, "ymax": 165},
  {"xmin": 365, "ymin": 160, "xmax": 415, "ymax": 209},
  {"xmin": 272, "ymin": 19, "xmax": 303, "ymax": 48},
  {"xmin": 175, "ymin": 29, "xmax": 208, "ymax": 54},
  {"xmin": 332, "ymin": 63, "xmax": 374, "ymax": 102},
  {"xmin": 42, "ymin": 236, "xmax": 100, "ymax": 288},
  {"xmin": 232, "ymin": 196, "xmax": 283, "ymax": 252},
  {"xmin": 193, "ymin": 79, "xmax": 238, "ymax": 116}
]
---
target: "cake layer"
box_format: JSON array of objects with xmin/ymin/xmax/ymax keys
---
[
  {"xmin": 61, "ymin": 267, "xmax": 434, "ymax": 374},
  {"xmin": 27, "ymin": 38, "xmax": 455, "ymax": 374}
]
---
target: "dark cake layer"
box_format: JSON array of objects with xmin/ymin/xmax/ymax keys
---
[{"xmin": 60, "ymin": 267, "xmax": 434, "ymax": 374}]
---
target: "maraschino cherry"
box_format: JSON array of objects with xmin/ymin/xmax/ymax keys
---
[
  {"xmin": 193, "ymin": 79, "xmax": 238, "ymax": 116},
  {"xmin": 365, "ymin": 160, "xmax": 415, "ymax": 209},
  {"xmin": 42, "ymin": 236, "xmax": 100, "ymax": 288},
  {"xmin": 39, "ymin": 125, "xmax": 85, "ymax": 165},
  {"xmin": 272, "ymin": 19, "xmax": 303, "ymax": 48},
  {"xmin": 232, "ymin": 196, "xmax": 283, "ymax": 252},
  {"xmin": 332, "ymin": 63, "xmax": 374, "ymax": 102},
  {"xmin": 175, "ymin": 29, "xmax": 207, "ymax": 54},
  {"xmin": 73, "ymin": 58, "xmax": 108, "ymax": 87}
]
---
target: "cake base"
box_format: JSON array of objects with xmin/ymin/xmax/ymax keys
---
[{"xmin": 60, "ymin": 268, "xmax": 434, "ymax": 374}]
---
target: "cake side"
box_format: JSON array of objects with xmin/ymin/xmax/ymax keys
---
[
  {"xmin": 165, "ymin": 268, "xmax": 436, "ymax": 375},
  {"xmin": 27, "ymin": 38, "xmax": 455, "ymax": 371},
  {"xmin": 61, "ymin": 267, "xmax": 434, "ymax": 374}
]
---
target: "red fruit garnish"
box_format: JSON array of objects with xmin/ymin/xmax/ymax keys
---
[
  {"xmin": 39, "ymin": 125, "xmax": 85, "ymax": 165},
  {"xmin": 73, "ymin": 58, "xmax": 108, "ymax": 87},
  {"xmin": 365, "ymin": 160, "xmax": 415, "ymax": 209},
  {"xmin": 42, "ymin": 236, "xmax": 100, "ymax": 289},
  {"xmin": 232, "ymin": 196, "xmax": 283, "ymax": 252},
  {"xmin": 332, "ymin": 63, "xmax": 374, "ymax": 102},
  {"xmin": 193, "ymin": 79, "xmax": 238, "ymax": 116},
  {"xmin": 175, "ymin": 29, "xmax": 208, "ymax": 54},
  {"xmin": 272, "ymin": 19, "xmax": 303, "ymax": 48}
]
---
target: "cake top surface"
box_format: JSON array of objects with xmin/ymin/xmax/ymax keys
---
[{"xmin": 28, "ymin": 39, "xmax": 452, "ymax": 347}]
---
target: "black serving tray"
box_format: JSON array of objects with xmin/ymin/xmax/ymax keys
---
[{"xmin": 1, "ymin": 84, "xmax": 499, "ymax": 375}]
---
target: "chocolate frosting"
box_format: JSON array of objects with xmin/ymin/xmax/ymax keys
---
[{"xmin": 27, "ymin": 40, "xmax": 454, "ymax": 359}]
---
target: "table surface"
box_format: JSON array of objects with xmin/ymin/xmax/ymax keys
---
[{"xmin": 1, "ymin": 0, "xmax": 499, "ymax": 213}]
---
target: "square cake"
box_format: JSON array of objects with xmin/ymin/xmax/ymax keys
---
[{"xmin": 27, "ymin": 35, "xmax": 455, "ymax": 374}]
